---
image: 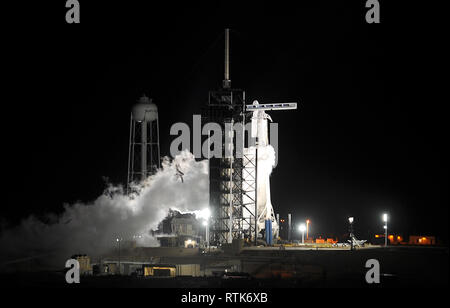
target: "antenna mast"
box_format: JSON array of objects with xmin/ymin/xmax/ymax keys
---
[{"xmin": 223, "ymin": 28, "xmax": 231, "ymax": 89}]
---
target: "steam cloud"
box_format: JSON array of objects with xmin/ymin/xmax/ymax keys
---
[{"xmin": 0, "ymin": 150, "xmax": 209, "ymax": 269}]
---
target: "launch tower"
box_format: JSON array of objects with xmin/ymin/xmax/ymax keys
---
[{"xmin": 202, "ymin": 29, "xmax": 257, "ymax": 245}]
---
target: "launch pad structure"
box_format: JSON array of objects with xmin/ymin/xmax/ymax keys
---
[
  {"xmin": 202, "ymin": 29, "xmax": 298, "ymax": 246},
  {"xmin": 124, "ymin": 29, "xmax": 297, "ymax": 247},
  {"xmin": 201, "ymin": 29, "xmax": 254, "ymax": 245}
]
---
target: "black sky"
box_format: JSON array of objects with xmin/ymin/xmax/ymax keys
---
[{"xmin": 1, "ymin": 1, "xmax": 447, "ymax": 241}]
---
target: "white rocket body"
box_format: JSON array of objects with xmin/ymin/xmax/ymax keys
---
[{"xmin": 250, "ymin": 101, "xmax": 278, "ymax": 238}]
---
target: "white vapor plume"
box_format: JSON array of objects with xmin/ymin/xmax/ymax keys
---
[{"xmin": 0, "ymin": 150, "xmax": 209, "ymax": 269}]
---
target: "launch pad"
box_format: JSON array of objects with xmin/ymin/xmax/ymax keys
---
[{"xmin": 201, "ymin": 29, "xmax": 298, "ymax": 247}]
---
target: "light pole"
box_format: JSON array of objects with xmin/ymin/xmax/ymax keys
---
[
  {"xmin": 299, "ymin": 223, "xmax": 306, "ymax": 244},
  {"xmin": 348, "ymin": 217, "xmax": 354, "ymax": 251},
  {"xmin": 383, "ymin": 213, "xmax": 388, "ymax": 247},
  {"xmin": 203, "ymin": 220, "xmax": 209, "ymax": 250},
  {"xmin": 306, "ymin": 219, "xmax": 310, "ymax": 240},
  {"xmin": 116, "ymin": 238, "xmax": 121, "ymax": 275}
]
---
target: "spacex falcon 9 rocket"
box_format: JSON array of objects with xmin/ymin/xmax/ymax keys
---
[
  {"xmin": 247, "ymin": 100, "xmax": 297, "ymax": 245},
  {"xmin": 204, "ymin": 29, "xmax": 297, "ymax": 246}
]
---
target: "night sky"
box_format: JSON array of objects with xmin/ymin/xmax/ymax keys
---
[{"xmin": 2, "ymin": 2, "xmax": 447, "ymax": 242}]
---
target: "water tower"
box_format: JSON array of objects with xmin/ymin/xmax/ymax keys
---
[{"xmin": 127, "ymin": 95, "xmax": 160, "ymax": 190}]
